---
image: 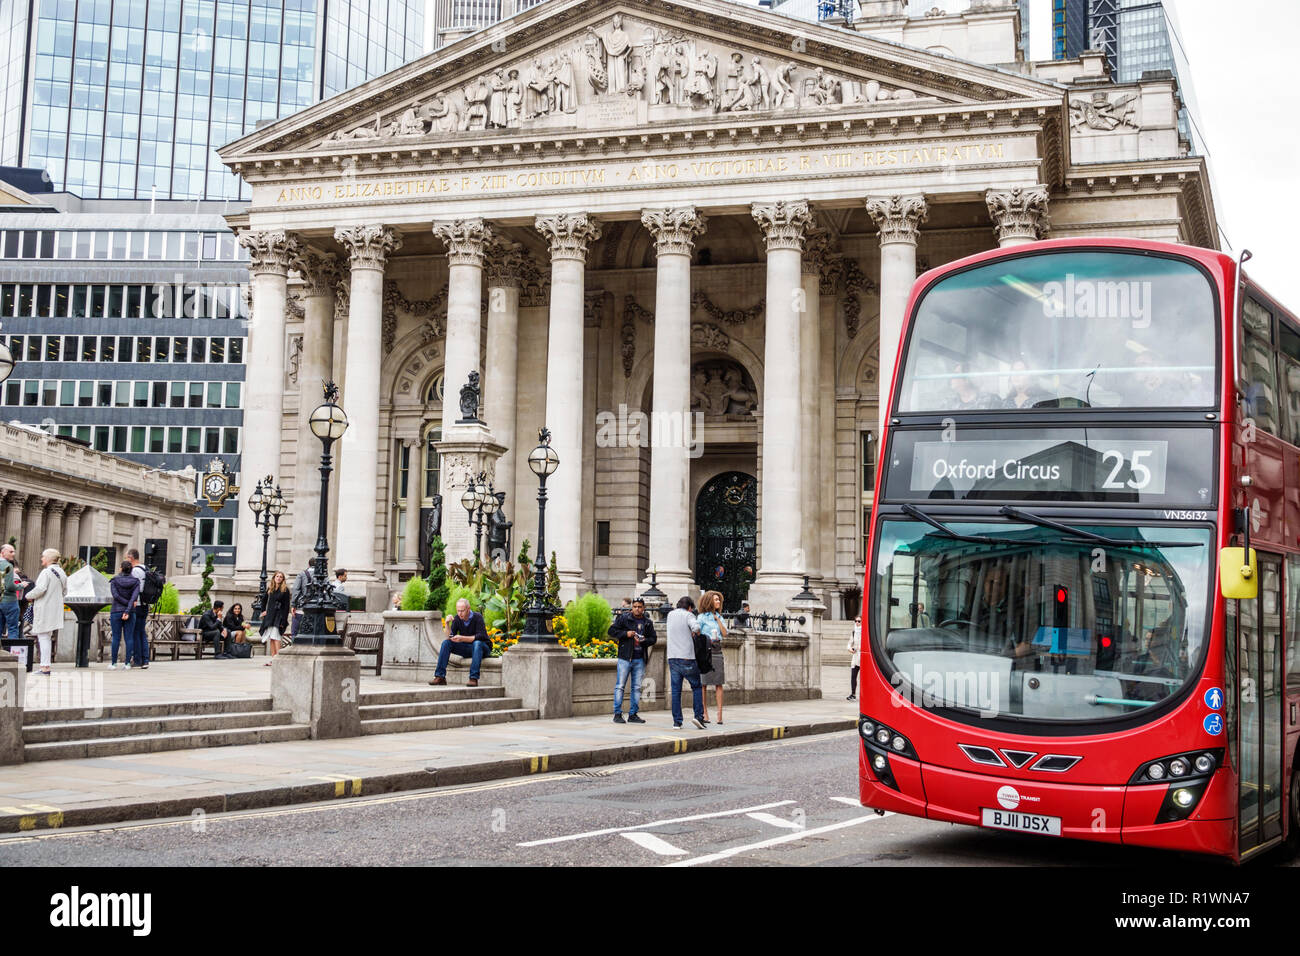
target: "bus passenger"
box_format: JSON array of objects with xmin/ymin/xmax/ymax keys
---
[
  {"xmin": 1003, "ymin": 360, "xmax": 1051, "ymax": 409},
  {"xmin": 949, "ymin": 362, "xmax": 993, "ymax": 410}
]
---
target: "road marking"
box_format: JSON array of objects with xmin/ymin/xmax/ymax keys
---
[
  {"xmin": 831, "ymin": 797, "xmax": 862, "ymax": 807},
  {"xmin": 516, "ymin": 800, "xmax": 798, "ymax": 847},
  {"xmin": 621, "ymin": 831, "xmax": 688, "ymax": 856},
  {"xmin": 746, "ymin": 811, "xmax": 803, "ymax": 830},
  {"xmin": 507, "ymin": 752, "xmax": 551, "ymax": 773},
  {"xmin": 653, "ymin": 735, "xmax": 688, "ymax": 754},
  {"xmin": 771, "ymin": 726, "xmax": 787, "ymax": 739},
  {"xmin": 666, "ymin": 812, "xmax": 892, "ymax": 867}
]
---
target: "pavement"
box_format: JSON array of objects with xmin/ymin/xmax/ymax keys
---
[{"xmin": 0, "ymin": 659, "xmax": 859, "ymax": 833}]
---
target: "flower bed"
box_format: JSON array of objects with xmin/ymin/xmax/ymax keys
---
[{"xmin": 487, "ymin": 613, "xmax": 617, "ymax": 659}]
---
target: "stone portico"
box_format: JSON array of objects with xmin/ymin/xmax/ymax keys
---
[{"xmin": 219, "ymin": 0, "xmax": 1217, "ymax": 613}]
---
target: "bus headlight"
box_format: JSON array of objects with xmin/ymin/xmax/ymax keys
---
[
  {"xmin": 872, "ymin": 753, "xmax": 888, "ymax": 772},
  {"xmin": 1172, "ymin": 788, "xmax": 1196, "ymax": 808},
  {"xmin": 875, "ymin": 727, "xmax": 891, "ymax": 745},
  {"xmin": 1168, "ymin": 758, "xmax": 1189, "ymax": 777},
  {"xmin": 1193, "ymin": 753, "xmax": 1215, "ymax": 774},
  {"xmin": 1147, "ymin": 763, "xmax": 1166, "ymax": 780},
  {"xmin": 1156, "ymin": 780, "xmax": 1209, "ymax": 824},
  {"xmin": 859, "ymin": 716, "xmax": 917, "ymax": 760},
  {"xmin": 1130, "ymin": 749, "xmax": 1221, "ymax": 787}
]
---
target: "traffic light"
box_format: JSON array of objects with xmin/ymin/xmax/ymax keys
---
[{"xmin": 1053, "ymin": 585, "xmax": 1069, "ymax": 630}]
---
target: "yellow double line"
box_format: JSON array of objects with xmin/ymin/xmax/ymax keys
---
[
  {"xmin": 1, "ymin": 803, "xmax": 64, "ymax": 831},
  {"xmin": 310, "ymin": 775, "xmax": 363, "ymax": 798},
  {"xmin": 508, "ymin": 752, "xmax": 550, "ymax": 773}
]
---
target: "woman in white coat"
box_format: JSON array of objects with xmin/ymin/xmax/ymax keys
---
[
  {"xmin": 847, "ymin": 616, "xmax": 862, "ymax": 702},
  {"xmin": 25, "ymin": 548, "xmax": 67, "ymax": 675}
]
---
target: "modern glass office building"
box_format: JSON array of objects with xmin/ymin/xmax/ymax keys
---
[
  {"xmin": 0, "ymin": 184, "xmax": 249, "ymax": 564},
  {"xmin": 0, "ymin": 0, "xmax": 425, "ymax": 201}
]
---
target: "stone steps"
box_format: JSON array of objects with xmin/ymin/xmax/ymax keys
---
[
  {"xmin": 24, "ymin": 723, "xmax": 311, "ymax": 761},
  {"xmin": 358, "ymin": 696, "xmax": 521, "ymax": 720},
  {"xmin": 23, "ymin": 697, "xmax": 276, "ymax": 726},
  {"xmin": 356, "ymin": 686, "xmax": 505, "ymax": 706},
  {"xmin": 23, "ymin": 709, "xmax": 296, "ymax": 744},
  {"xmin": 360, "ymin": 707, "xmax": 540, "ymax": 735}
]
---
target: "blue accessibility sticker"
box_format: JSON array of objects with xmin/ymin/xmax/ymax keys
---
[
  {"xmin": 1204, "ymin": 687, "xmax": 1225, "ymax": 711},
  {"xmin": 1203, "ymin": 713, "xmax": 1224, "ymax": 736}
]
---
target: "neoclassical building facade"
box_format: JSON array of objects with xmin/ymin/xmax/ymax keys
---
[{"xmin": 220, "ymin": 0, "xmax": 1218, "ymax": 614}]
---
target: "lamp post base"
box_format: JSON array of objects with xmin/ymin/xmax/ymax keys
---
[{"xmin": 270, "ymin": 644, "xmax": 361, "ymax": 739}]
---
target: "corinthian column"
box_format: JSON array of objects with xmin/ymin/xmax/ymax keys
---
[
  {"xmin": 334, "ymin": 224, "xmax": 402, "ymax": 580},
  {"xmin": 45, "ymin": 502, "xmax": 66, "ymax": 561},
  {"xmin": 402, "ymin": 438, "xmax": 422, "ymax": 565},
  {"xmin": 23, "ymin": 496, "xmax": 47, "ymax": 565},
  {"xmin": 63, "ymin": 503, "xmax": 85, "ymax": 561},
  {"xmin": 866, "ymin": 195, "xmax": 928, "ymax": 435},
  {"xmin": 986, "ymin": 185, "xmax": 1050, "ymax": 247},
  {"xmin": 534, "ymin": 212, "xmax": 601, "ymax": 599},
  {"xmin": 433, "ymin": 219, "xmax": 494, "ymax": 435},
  {"xmin": 235, "ymin": 229, "xmax": 302, "ymax": 576},
  {"xmin": 800, "ymin": 224, "xmax": 830, "ymax": 591},
  {"xmin": 4, "ymin": 492, "xmax": 27, "ymax": 557},
  {"xmin": 641, "ymin": 207, "xmax": 707, "ymax": 595},
  {"xmin": 290, "ymin": 249, "xmax": 341, "ymax": 573},
  {"xmin": 485, "ymin": 239, "xmax": 525, "ymax": 514},
  {"xmin": 749, "ymin": 200, "xmax": 814, "ymax": 611}
]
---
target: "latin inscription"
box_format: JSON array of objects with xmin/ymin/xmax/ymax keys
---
[{"xmin": 272, "ymin": 140, "xmax": 1009, "ymax": 204}]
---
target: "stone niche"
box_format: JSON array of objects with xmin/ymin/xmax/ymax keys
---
[{"xmin": 690, "ymin": 358, "xmax": 758, "ymax": 420}]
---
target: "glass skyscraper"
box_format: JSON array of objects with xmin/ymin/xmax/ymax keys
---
[{"xmin": 0, "ymin": 0, "xmax": 425, "ymax": 202}]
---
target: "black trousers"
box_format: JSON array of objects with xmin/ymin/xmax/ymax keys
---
[{"xmin": 850, "ymin": 665, "xmax": 860, "ymax": 696}]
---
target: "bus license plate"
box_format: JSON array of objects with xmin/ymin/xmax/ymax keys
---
[{"xmin": 981, "ymin": 808, "xmax": 1062, "ymax": 836}]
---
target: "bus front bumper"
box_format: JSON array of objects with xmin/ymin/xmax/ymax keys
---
[{"xmin": 858, "ymin": 747, "xmax": 1234, "ymax": 857}]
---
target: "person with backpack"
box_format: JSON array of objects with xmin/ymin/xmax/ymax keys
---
[
  {"xmin": 108, "ymin": 560, "xmax": 142, "ymax": 669},
  {"xmin": 128, "ymin": 547, "xmax": 165, "ymax": 669},
  {"xmin": 25, "ymin": 548, "xmax": 68, "ymax": 676}
]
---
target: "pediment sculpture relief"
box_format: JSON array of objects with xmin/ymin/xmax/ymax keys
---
[
  {"xmin": 690, "ymin": 359, "xmax": 758, "ymax": 418},
  {"xmin": 317, "ymin": 14, "xmax": 930, "ymax": 147}
]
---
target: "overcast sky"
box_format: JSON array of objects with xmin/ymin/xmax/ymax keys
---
[{"xmin": 1167, "ymin": 1, "xmax": 1300, "ymax": 305}]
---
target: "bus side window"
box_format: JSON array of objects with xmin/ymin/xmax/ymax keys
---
[
  {"xmin": 1241, "ymin": 297, "xmax": 1278, "ymax": 434},
  {"xmin": 1276, "ymin": 319, "xmax": 1300, "ymax": 445},
  {"xmin": 1287, "ymin": 556, "xmax": 1300, "ymax": 693}
]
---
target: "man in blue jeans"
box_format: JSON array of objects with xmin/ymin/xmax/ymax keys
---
[
  {"xmin": 429, "ymin": 599, "xmax": 490, "ymax": 687},
  {"xmin": 665, "ymin": 596, "xmax": 706, "ymax": 730},
  {"xmin": 127, "ymin": 549, "xmax": 150, "ymax": 668},
  {"xmin": 609, "ymin": 598, "xmax": 657, "ymax": 723},
  {"xmin": 0, "ymin": 543, "xmax": 21, "ymax": 644}
]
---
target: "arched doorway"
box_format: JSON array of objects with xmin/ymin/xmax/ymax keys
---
[{"xmin": 694, "ymin": 471, "xmax": 757, "ymax": 612}]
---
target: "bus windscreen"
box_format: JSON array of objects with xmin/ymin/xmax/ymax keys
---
[{"xmin": 897, "ymin": 251, "xmax": 1218, "ymax": 413}]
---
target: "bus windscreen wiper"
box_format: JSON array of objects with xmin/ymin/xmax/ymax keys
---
[
  {"xmin": 901, "ymin": 504, "xmax": 1024, "ymax": 545},
  {"xmin": 998, "ymin": 506, "xmax": 1203, "ymax": 548}
]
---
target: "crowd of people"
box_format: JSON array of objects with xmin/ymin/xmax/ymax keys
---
[{"xmin": 0, "ymin": 541, "xmax": 354, "ymax": 672}]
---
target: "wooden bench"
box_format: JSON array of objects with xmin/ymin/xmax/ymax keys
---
[
  {"xmin": 147, "ymin": 616, "xmax": 208, "ymax": 661},
  {"xmin": 345, "ymin": 622, "xmax": 385, "ymax": 675}
]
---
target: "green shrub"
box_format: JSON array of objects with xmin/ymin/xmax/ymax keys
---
[
  {"xmin": 154, "ymin": 582, "xmax": 180, "ymax": 615},
  {"xmin": 563, "ymin": 597, "xmax": 589, "ymax": 644},
  {"xmin": 401, "ymin": 576, "xmax": 430, "ymax": 611},
  {"xmin": 424, "ymin": 536, "xmax": 449, "ymax": 612},
  {"xmin": 90, "ymin": 548, "xmax": 109, "ymax": 574},
  {"xmin": 546, "ymin": 551, "xmax": 560, "ymax": 606},
  {"xmin": 579, "ymin": 593, "xmax": 613, "ymax": 645}
]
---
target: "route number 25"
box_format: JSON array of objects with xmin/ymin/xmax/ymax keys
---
[{"xmin": 1101, "ymin": 449, "xmax": 1153, "ymax": 490}]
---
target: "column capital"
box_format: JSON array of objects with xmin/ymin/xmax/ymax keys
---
[
  {"xmin": 65, "ymin": 503, "xmax": 86, "ymax": 519},
  {"xmin": 24, "ymin": 495, "xmax": 48, "ymax": 512},
  {"xmin": 985, "ymin": 185, "xmax": 1050, "ymax": 244},
  {"xmin": 432, "ymin": 218, "xmax": 495, "ymax": 266},
  {"xmin": 45, "ymin": 500, "xmax": 67, "ymax": 516},
  {"xmin": 335, "ymin": 224, "xmax": 403, "ymax": 271},
  {"xmin": 3, "ymin": 491, "xmax": 28, "ymax": 508},
  {"xmin": 534, "ymin": 213, "xmax": 602, "ymax": 262},
  {"xmin": 641, "ymin": 206, "xmax": 708, "ymax": 257},
  {"xmin": 239, "ymin": 230, "xmax": 304, "ymax": 276},
  {"xmin": 485, "ymin": 237, "xmax": 527, "ymax": 288},
  {"xmin": 865, "ymin": 195, "xmax": 929, "ymax": 245},
  {"xmin": 751, "ymin": 200, "xmax": 814, "ymax": 253},
  {"xmin": 293, "ymin": 249, "xmax": 343, "ymax": 297}
]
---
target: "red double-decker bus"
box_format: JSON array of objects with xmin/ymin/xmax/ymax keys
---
[{"xmin": 858, "ymin": 236, "xmax": 1299, "ymax": 861}]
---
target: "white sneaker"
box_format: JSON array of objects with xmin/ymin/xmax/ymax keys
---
[
  {"xmin": 107, "ymin": 663, "xmax": 118, "ymax": 670},
  {"xmin": 123, "ymin": 662, "xmax": 131, "ymax": 670}
]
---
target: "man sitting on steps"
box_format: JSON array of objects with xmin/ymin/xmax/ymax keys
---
[{"xmin": 429, "ymin": 598, "xmax": 491, "ymax": 687}]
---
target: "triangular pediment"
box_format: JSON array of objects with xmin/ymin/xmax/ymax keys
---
[{"xmin": 222, "ymin": 0, "xmax": 1062, "ymax": 161}]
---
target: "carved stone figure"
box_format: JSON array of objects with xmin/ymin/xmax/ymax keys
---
[
  {"xmin": 1069, "ymin": 91, "xmax": 1139, "ymax": 131},
  {"xmin": 583, "ymin": 30, "xmax": 608, "ymax": 94},
  {"xmin": 650, "ymin": 42, "xmax": 675, "ymax": 105},
  {"xmin": 720, "ymin": 52, "xmax": 745, "ymax": 111},
  {"xmin": 525, "ymin": 58, "xmax": 552, "ymax": 117},
  {"xmin": 672, "ymin": 45, "xmax": 691, "ymax": 104},
  {"xmin": 505, "ymin": 70, "xmax": 523, "ymax": 127},
  {"xmin": 604, "ymin": 15, "xmax": 633, "ymax": 93},
  {"xmin": 768, "ymin": 62, "xmax": 796, "ymax": 109},
  {"xmin": 462, "ymin": 77, "xmax": 490, "ymax": 130},
  {"xmin": 809, "ymin": 67, "xmax": 841, "ymax": 106},
  {"xmin": 554, "ymin": 53, "xmax": 576, "ymax": 113},
  {"xmin": 751, "ymin": 57, "xmax": 772, "ymax": 110},
  {"xmin": 689, "ymin": 360, "xmax": 758, "ymax": 416},
  {"xmin": 488, "ymin": 69, "xmax": 509, "ymax": 128},
  {"xmin": 422, "ymin": 94, "xmax": 459, "ymax": 132},
  {"xmin": 686, "ymin": 49, "xmax": 716, "ymax": 109}
]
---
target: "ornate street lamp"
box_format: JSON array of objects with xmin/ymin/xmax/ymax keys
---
[
  {"xmin": 248, "ymin": 476, "xmax": 286, "ymax": 626},
  {"xmin": 519, "ymin": 428, "xmax": 560, "ymax": 644},
  {"xmin": 460, "ymin": 482, "xmax": 481, "ymax": 561},
  {"xmin": 477, "ymin": 476, "xmax": 498, "ymax": 561},
  {"xmin": 298, "ymin": 381, "xmax": 349, "ymax": 644}
]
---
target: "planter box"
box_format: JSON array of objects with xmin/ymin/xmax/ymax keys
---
[{"xmin": 379, "ymin": 610, "xmax": 442, "ymax": 682}]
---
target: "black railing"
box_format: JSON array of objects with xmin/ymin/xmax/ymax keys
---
[{"xmin": 643, "ymin": 606, "xmax": 807, "ymax": 634}]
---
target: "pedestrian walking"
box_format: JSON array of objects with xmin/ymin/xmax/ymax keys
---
[
  {"xmin": 609, "ymin": 597, "xmax": 657, "ymax": 723},
  {"xmin": 108, "ymin": 560, "xmax": 142, "ymax": 669},
  {"xmin": 847, "ymin": 616, "xmax": 862, "ymax": 701},
  {"xmin": 697, "ymin": 590, "xmax": 727, "ymax": 724},
  {"xmin": 0, "ymin": 543, "xmax": 21, "ymax": 644},
  {"xmin": 262, "ymin": 571, "xmax": 291, "ymax": 665},
  {"xmin": 25, "ymin": 548, "xmax": 67, "ymax": 676},
  {"xmin": 289, "ymin": 567, "xmax": 312, "ymax": 638},
  {"xmin": 126, "ymin": 548, "xmax": 150, "ymax": 668},
  {"xmin": 665, "ymin": 595, "xmax": 705, "ymax": 730}
]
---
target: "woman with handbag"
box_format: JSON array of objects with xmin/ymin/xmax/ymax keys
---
[
  {"xmin": 696, "ymin": 590, "xmax": 728, "ymax": 724},
  {"xmin": 108, "ymin": 561, "xmax": 142, "ymax": 669},
  {"xmin": 222, "ymin": 603, "xmax": 247, "ymax": 657},
  {"xmin": 25, "ymin": 548, "xmax": 68, "ymax": 676},
  {"xmin": 261, "ymin": 571, "xmax": 291, "ymax": 665}
]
